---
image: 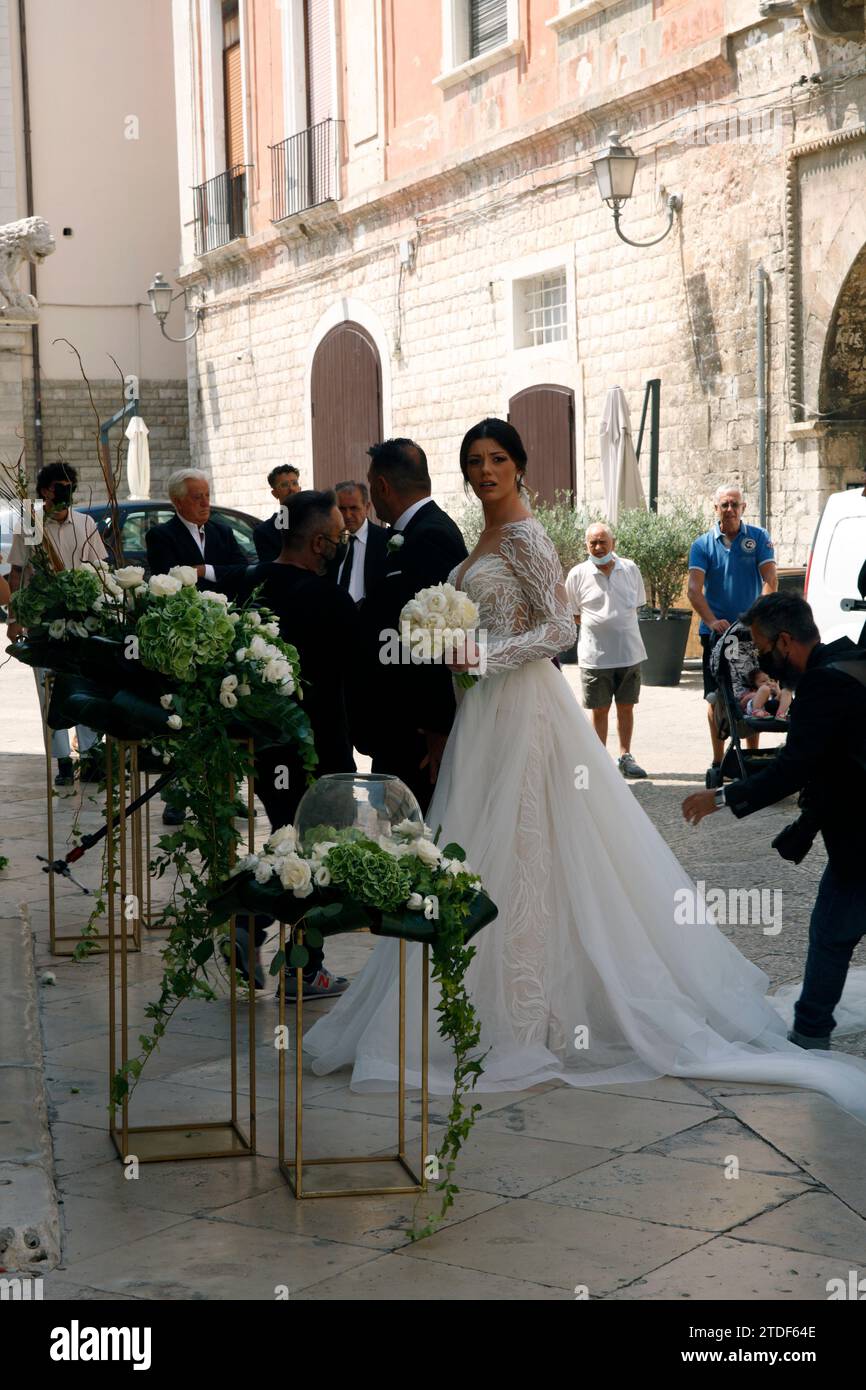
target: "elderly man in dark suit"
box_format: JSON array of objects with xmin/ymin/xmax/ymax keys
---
[
  {"xmin": 333, "ymin": 479, "xmax": 388, "ymax": 604},
  {"xmin": 357, "ymin": 438, "xmax": 467, "ymax": 813},
  {"xmin": 145, "ymin": 468, "xmax": 248, "ymax": 594},
  {"xmin": 683, "ymin": 593, "xmax": 866, "ymax": 1052},
  {"xmin": 146, "ymin": 468, "xmax": 250, "ymax": 823}
]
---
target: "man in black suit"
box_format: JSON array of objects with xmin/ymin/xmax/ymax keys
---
[
  {"xmin": 683, "ymin": 593, "xmax": 866, "ymax": 1050},
  {"xmin": 333, "ymin": 479, "xmax": 388, "ymax": 603},
  {"xmin": 254, "ymin": 465, "xmax": 301, "ymax": 562},
  {"xmin": 238, "ymin": 490, "xmax": 358, "ymax": 998},
  {"xmin": 145, "ymin": 468, "xmax": 250, "ymax": 823},
  {"xmin": 359, "ymin": 438, "xmax": 467, "ymax": 813},
  {"xmin": 145, "ymin": 469, "xmax": 249, "ymax": 595}
]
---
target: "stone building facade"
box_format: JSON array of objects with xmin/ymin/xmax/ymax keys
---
[
  {"xmin": 1, "ymin": 0, "xmax": 188, "ymax": 502},
  {"xmin": 171, "ymin": 0, "xmax": 866, "ymax": 561}
]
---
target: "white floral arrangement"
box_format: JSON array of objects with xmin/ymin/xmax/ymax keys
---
[
  {"xmin": 398, "ymin": 582, "xmax": 483, "ymax": 687},
  {"xmin": 231, "ymin": 817, "xmax": 480, "ymax": 920}
]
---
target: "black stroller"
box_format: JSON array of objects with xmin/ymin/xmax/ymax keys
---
[{"xmin": 704, "ymin": 622, "xmax": 790, "ymax": 790}]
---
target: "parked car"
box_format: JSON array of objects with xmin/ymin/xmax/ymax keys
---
[
  {"xmin": 78, "ymin": 500, "xmax": 261, "ymax": 572},
  {"xmin": 804, "ymin": 485, "xmax": 866, "ymax": 644}
]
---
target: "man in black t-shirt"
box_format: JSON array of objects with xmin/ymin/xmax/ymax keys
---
[{"xmin": 239, "ymin": 490, "xmax": 359, "ymax": 998}]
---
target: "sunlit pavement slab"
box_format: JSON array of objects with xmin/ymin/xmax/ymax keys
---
[{"xmin": 3, "ymin": 646, "xmax": 866, "ymax": 1299}]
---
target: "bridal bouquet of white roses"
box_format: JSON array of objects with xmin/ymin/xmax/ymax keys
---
[{"xmin": 398, "ymin": 582, "xmax": 483, "ymax": 689}]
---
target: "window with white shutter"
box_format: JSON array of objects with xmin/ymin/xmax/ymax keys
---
[
  {"xmin": 305, "ymin": 0, "xmax": 333, "ymax": 127},
  {"xmin": 469, "ymin": 0, "xmax": 508, "ymax": 57}
]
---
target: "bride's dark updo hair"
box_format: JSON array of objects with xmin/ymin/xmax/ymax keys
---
[{"xmin": 459, "ymin": 418, "xmax": 528, "ymax": 491}]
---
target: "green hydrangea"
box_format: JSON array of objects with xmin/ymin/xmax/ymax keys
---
[
  {"xmin": 137, "ymin": 588, "xmax": 236, "ymax": 682},
  {"xmin": 11, "ymin": 566, "xmax": 102, "ymax": 630},
  {"xmin": 325, "ymin": 842, "xmax": 413, "ymax": 912}
]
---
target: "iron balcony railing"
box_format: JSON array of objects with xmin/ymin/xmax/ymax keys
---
[
  {"xmin": 270, "ymin": 118, "xmax": 341, "ymax": 222},
  {"xmin": 193, "ymin": 164, "xmax": 251, "ymax": 255}
]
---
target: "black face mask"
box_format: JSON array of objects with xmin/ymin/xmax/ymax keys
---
[
  {"xmin": 322, "ymin": 539, "xmax": 348, "ymax": 574},
  {"xmin": 761, "ymin": 642, "xmax": 799, "ymax": 689}
]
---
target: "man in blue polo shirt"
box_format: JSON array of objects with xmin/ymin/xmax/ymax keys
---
[{"xmin": 688, "ymin": 484, "xmax": 777, "ymax": 766}]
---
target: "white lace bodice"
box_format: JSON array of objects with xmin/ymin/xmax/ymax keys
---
[{"xmin": 452, "ymin": 517, "xmax": 575, "ymax": 675}]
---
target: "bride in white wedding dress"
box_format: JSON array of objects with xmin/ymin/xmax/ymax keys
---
[{"xmin": 304, "ymin": 420, "xmax": 866, "ymax": 1125}]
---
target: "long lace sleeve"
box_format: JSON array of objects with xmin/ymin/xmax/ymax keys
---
[{"xmin": 481, "ymin": 521, "xmax": 575, "ymax": 675}]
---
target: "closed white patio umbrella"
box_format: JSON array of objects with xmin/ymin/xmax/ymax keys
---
[
  {"xmin": 125, "ymin": 415, "xmax": 151, "ymax": 499},
  {"xmin": 600, "ymin": 386, "xmax": 645, "ymax": 525}
]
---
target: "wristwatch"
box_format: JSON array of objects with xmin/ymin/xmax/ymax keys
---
[{"xmin": 714, "ymin": 787, "xmax": 727, "ymax": 809}]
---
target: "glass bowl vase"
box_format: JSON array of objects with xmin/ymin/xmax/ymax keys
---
[{"xmin": 294, "ymin": 773, "xmax": 423, "ymax": 853}]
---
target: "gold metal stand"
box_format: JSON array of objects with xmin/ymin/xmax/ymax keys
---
[
  {"xmin": 108, "ymin": 743, "xmax": 258, "ymax": 1163},
  {"xmin": 278, "ymin": 926, "xmax": 429, "ymax": 1198},
  {"xmin": 41, "ymin": 677, "xmax": 140, "ymax": 957}
]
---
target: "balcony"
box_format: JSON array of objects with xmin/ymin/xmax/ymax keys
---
[
  {"xmin": 193, "ymin": 164, "xmax": 250, "ymax": 256},
  {"xmin": 270, "ymin": 119, "xmax": 341, "ymax": 224}
]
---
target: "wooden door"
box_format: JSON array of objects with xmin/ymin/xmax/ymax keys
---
[
  {"xmin": 508, "ymin": 385, "xmax": 575, "ymax": 505},
  {"xmin": 311, "ymin": 323, "xmax": 383, "ymax": 491}
]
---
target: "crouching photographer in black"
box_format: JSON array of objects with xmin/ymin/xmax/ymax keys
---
[{"xmin": 683, "ymin": 592, "xmax": 866, "ymax": 1051}]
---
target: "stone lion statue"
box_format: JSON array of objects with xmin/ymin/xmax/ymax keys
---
[{"xmin": 0, "ymin": 216, "xmax": 56, "ymax": 321}]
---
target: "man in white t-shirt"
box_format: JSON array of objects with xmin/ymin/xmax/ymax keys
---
[{"xmin": 565, "ymin": 522, "xmax": 648, "ymax": 778}]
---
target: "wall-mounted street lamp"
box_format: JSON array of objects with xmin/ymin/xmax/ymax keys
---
[
  {"xmin": 147, "ymin": 273, "xmax": 203, "ymax": 342},
  {"xmin": 592, "ymin": 133, "xmax": 682, "ymax": 248}
]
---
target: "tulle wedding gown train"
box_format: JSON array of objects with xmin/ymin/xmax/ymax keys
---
[{"xmin": 304, "ymin": 518, "xmax": 866, "ymax": 1125}]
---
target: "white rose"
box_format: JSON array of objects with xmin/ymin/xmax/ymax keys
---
[
  {"xmin": 228, "ymin": 612, "xmax": 241, "ymax": 625},
  {"xmin": 391, "ymin": 811, "xmax": 422, "ymax": 834},
  {"xmin": 234, "ymin": 648, "xmax": 247, "ymax": 663},
  {"xmin": 167, "ymin": 714, "xmax": 183, "ymax": 730},
  {"xmin": 413, "ymin": 838, "xmax": 441, "ymax": 868},
  {"xmin": 84, "ymin": 615, "xmax": 99, "ymax": 632},
  {"xmin": 200, "ymin": 590, "xmax": 229, "ymax": 605},
  {"xmin": 114, "ymin": 565, "xmax": 146, "ymax": 590},
  {"xmin": 221, "ymin": 674, "xmax": 239, "ymax": 693},
  {"xmin": 149, "ymin": 573, "xmax": 183, "ymax": 598},
  {"xmin": 249, "ymin": 635, "xmax": 270, "ymax": 659},
  {"xmin": 48, "ymin": 619, "xmax": 66, "ymax": 638},
  {"xmin": 278, "ymin": 853, "xmax": 313, "ymax": 896},
  {"xmin": 314, "ymin": 866, "xmax": 331, "ymax": 887},
  {"xmin": 235, "ymin": 853, "xmax": 259, "ymax": 874},
  {"xmin": 160, "ymin": 694, "xmax": 173, "ymax": 709},
  {"xmin": 219, "ymin": 690, "xmax": 238, "ymax": 709},
  {"xmin": 263, "ymin": 658, "xmax": 291, "ymax": 685},
  {"xmin": 237, "ymin": 683, "xmax": 251, "ymax": 697},
  {"xmin": 168, "ymin": 565, "xmax": 199, "ymax": 588},
  {"xmin": 254, "ymin": 859, "xmax": 274, "ymax": 884},
  {"xmin": 406, "ymin": 892, "xmax": 424, "ymax": 910},
  {"xmin": 267, "ymin": 825, "xmax": 297, "ymax": 853},
  {"xmin": 426, "ymin": 590, "xmax": 447, "ymax": 614},
  {"xmin": 263, "ymin": 622, "xmax": 280, "ymax": 637},
  {"xmin": 401, "ymin": 600, "xmax": 424, "ymax": 627},
  {"xmin": 423, "ymin": 895, "xmax": 439, "ymax": 921},
  {"xmin": 247, "ymin": 610, "xmax": 262, "ymax": 626}
]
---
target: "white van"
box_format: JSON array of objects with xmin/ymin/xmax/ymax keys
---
[{"xmin": 804, "ymin": 486, "xmax": 866, "ymax": 645}]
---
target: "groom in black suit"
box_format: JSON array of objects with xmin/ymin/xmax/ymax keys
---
[
  {"xmin": 358, "ymin": 438, "xmax": 467, "ymax": 813},
  {"xmin": 145, "ymin": 468, "xmax": 249, "ymax": 596}
]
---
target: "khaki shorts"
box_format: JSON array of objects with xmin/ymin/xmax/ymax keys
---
[{"xmin": 581, "ymin": 662, "xmax": 642, "ymax": 710}]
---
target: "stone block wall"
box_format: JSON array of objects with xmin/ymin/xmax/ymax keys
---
[{"xmin": 19, "ymin": 378, "xmax": 189, "ymax": 504}]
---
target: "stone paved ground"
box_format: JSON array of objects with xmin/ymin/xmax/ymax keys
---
[{"xmin": 2, "ymin": 637, "xmax": 865, "ymax": 1301}]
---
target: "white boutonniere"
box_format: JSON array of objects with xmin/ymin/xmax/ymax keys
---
[{"xmin": 386, "ymin": 533, "xmax": 404, "ymax": 555}]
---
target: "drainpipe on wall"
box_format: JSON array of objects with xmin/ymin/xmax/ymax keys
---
[
  {"xmin": 18, "ymin": 0, "xmax": 43, "ymax": 472},
  {"xmin": 756, "ymin": 263, "xmax": 768, "ymax": 529}
]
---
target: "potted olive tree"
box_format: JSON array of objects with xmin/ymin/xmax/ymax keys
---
[
  {"xmin": 615, "ymin": 500, "xmax": 709, "ymax": 687},
  {"xmin": 459, "ymin": 492, "xmax": 604, "ymax": 663}
]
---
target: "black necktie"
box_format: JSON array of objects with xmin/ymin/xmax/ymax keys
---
[{"xmin": 339, "ymin": 534, "xmax": 355, "ymax": 591}]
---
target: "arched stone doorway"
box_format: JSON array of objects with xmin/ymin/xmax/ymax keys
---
[
  {"xmin": 819, "ymin": 240, "xmax": 866, "ymax": 485},
  {"xmin": 310, "ymin": 322, "xmax": 383, "ymax": 491}
]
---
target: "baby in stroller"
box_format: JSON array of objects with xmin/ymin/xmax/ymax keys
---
[{"xmin": 739, "ymin": 668, "xmax": 792, "ymax": 720}]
